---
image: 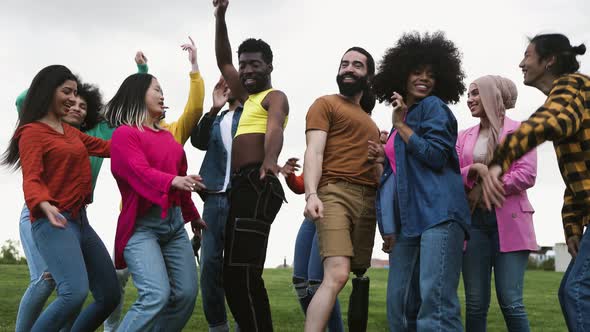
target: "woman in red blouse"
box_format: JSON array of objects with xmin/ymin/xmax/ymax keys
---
[{"xmin": 2, "ymin": 65, "xmax": 119, "ymax": 332}]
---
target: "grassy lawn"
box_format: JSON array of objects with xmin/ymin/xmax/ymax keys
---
[{"xmin": 0, "ymin": 264, "xmax": 565, "ymax": 331}]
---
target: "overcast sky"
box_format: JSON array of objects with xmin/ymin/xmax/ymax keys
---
[{"xmin": 0, "ymin": 0, "xmax": 589, "ymax": 267}]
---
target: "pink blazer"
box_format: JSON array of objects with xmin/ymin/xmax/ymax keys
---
[{"xmin": 456, "ymin": 116, "xmax": 539, "ymax": 252}]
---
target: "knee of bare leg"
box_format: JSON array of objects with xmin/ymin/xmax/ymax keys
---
[{"xmin": 327, "ymin": 269, "xmax": 349, "ymax": 289}]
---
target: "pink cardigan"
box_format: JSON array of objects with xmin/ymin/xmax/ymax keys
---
[
  {"xmin": 456, "ymin": 117, "xmax": 539, "ymax": 252},
  {"xmin": 111, "ymin": 125, "xmax": 200, "ymax": 269}
]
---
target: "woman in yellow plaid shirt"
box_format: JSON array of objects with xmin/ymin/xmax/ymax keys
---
[{"xmin": 481, "ymin": 33, "xmax": 588, "ymax": 331}]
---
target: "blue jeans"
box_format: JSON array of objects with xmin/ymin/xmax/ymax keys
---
[
  {"xmin": 559, "ymin": 227, "xmax": 590, "ymax": 331},
  {"xmin": 16, "ymin": 206, "xmax": 73, "ymax": 332},
  {"xmin": 292, "ymin": 218, "xmax": 344, "ymax": 332},
  {"xmin": 387, "ymin": 221, "xmax": 465, "ymax": 332},
  {"xmin": 201, "ymin": 193, "xmax": 231, "ymax": 331},
  {"xmin": 103, "ymin": 267, "xmax": 130, "ymax": 332},
  {"xmin": 117, "ymin": 206, "xmax": 198, "ymax": 332},
  {"xmin": 462, "ymin": 208, "xmax": 530, "ymax": 332},
  {"xmin": 30, "ymin": 208, "xmax": 120, "ymax": 332}
]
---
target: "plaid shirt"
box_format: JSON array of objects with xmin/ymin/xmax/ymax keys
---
[{"xmin": 492, "ymin": 73, "xmax": 590, "ymax": 239}]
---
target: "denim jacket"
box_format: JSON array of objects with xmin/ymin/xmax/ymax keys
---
[
  {"xmin": 190, "ymin": 107, "xmax": 243, "ymax": 191},
  {"xmin": 376, "ymin": 159, "xmax": 397, "ymax": 235},
  {"xmin": 376, "ymin": 96, "xmax": 470, "ymax": 237}
]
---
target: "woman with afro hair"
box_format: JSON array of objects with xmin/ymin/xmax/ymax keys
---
[{"xmin": 372, "ymin": 31, "xmax": 471, "ymax": 331}]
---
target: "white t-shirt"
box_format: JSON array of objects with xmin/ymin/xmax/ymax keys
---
[{"xmin": 219, "ymin": 110, "xmax": 235, "ymax": 192}]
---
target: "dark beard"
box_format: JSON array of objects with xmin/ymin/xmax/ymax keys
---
[
  {"xmin": 241, "ymin": 73, "xmax": 269, "ymax": 94},
  {"xmin": 336, "ymin": 74, "xmax": 368, "ymax": 97}
]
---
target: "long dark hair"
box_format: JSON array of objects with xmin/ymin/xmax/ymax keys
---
[
  {"xmin": 530, "ymin": 33, "xmax": 586, "ymax": 76},
  {"xmin": 104, "ymin": 73, "xmax": 154, "ymax": 129},
  {"xmin": 2, "ymin": 65, "xmax": 77, "ymax": 169}
]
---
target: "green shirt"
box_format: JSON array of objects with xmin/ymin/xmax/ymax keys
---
[{"xmin": 85, "ymin": 121, "xmax": 116, "ymax": 200}]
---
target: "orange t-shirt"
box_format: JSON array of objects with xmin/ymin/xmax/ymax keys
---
[
  {"xmin": 16, "ymin": 122, "xmax": 111, "ymax": 220},
  {"xmin": 306, "ymin": 95, "xmax": 380, "ymax": 188}
]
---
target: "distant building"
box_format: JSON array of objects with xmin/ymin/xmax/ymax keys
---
[
  {"xmin": 554, "ymin": 243, "xmax": 571, "ymax": 272},
  {"xmin": 371, "ymin": 258, "xmax": 389, "ymax": 269},
  {"xmin": 529, "ymin": 246, "xmax": 554, "ymax": 265}
]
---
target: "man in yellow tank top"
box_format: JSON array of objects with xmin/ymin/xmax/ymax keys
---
[{"xmin": 213, "ymin": 0, "xmax": 289, "ymax": 331}]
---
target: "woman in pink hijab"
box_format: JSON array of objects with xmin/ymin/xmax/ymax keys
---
[{"xmin": 455, "ymin": 76, "xmax": 538, "ymax": 331}]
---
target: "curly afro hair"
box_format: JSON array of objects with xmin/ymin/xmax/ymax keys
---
[
  {"xmin": 372, "ymin": 31, "xmax": 466, "ymax": 104},
  {"xmin": 77, "ymin": 83, "xmax": 103, "ymax": 132}
]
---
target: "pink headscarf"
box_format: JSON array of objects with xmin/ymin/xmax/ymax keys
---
[
  {"xmin": 494, "ymin": 76, "xmax": 518, "ymax": 109},
  {"xmin": 470, "ymin": 75, "xmax": 518, "ymax": 164}
]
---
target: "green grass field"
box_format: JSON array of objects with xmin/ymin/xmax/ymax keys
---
[{"xmin": 0, "ymin": 265, "xmax": 566, "ymax": 331}]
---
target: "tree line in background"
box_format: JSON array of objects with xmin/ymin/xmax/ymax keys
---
[
  {"xmin": 1, "ymin": 240, "xmax": 27, "ymax": 265},
  {"xmin": 0, "ymin": 239, "xmax": 557, "ymax": 270}
]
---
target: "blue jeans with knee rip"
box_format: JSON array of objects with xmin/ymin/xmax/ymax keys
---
[{"xmin": 30, "ymin": 208, "xmax": 119, "ymax": 332}]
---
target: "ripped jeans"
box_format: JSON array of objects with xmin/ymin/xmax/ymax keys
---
[
  {"xmin": 223, "ymin": 164, "xmax": 285, "ymax": 332},
  {"xmin": 16, "ymin": 205, "xmax": 73, "ymax": 332}
]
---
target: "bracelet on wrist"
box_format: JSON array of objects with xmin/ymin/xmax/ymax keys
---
[{"xmin": 305, "ymin": 192, "xmax": 317, "ymax": 202}]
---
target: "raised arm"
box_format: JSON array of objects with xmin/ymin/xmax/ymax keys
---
[
  {"xmin": 162, "ymin": 37, "xmax": 205, "ymax": 144},
  {"xmin": 191, "ymin": 76, "xmax": 229, "ymax": 150},
  {"xmin": 213, "ymin": 0, "xmax": 248, "ymax": 103},
  {"xmin": 260, "ymin": 90, "xmax": 289, "ymax": 179},
  {"xmin": 135, "ymin": 51, "xmax": 149, "ymax": 74}
]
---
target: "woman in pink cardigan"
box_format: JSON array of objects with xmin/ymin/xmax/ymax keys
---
[
  {"xmin": 104, "ymin": 73, "xmax": 206, "ymax": 331},
  {"xmin": 456, "ymin": 75, "xmax": 538, "ymax": 332}
]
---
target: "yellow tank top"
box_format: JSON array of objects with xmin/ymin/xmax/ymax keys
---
[{"xmin": 234, "ymin": 88, "xmax": 288, "ymax": 137}]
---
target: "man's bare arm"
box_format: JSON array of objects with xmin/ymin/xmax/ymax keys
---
[
  {"xmin": 213, "ymin": 0, "xmax": 248, "ymax": 103},
  {"xmin": 259, "ymin": 91, "xmax": 289, "ymax": 178},
  {"xmin": 303, "ymin": 130, "xmax": 327, "ymax": 220},
  {"xmin": 304, "ymin": 130, "xmax": 327, "ymax": 197}
]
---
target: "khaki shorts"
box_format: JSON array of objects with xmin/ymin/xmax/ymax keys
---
[{"xmin": 315, "ymin": 180, "xmax": 376, "ymax": 270}]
